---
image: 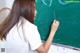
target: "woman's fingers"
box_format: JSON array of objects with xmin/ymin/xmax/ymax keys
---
[{"xmin": 51, "ymin": 20, "xmax": 59, "ymax": 32}]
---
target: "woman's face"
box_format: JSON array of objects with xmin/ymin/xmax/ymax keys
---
[
  {"xmin": 34, "ymin": 3, "xmax": 37, "ymax": 20},
  {"xmin": 34, "ymin": 10, "xmax": 37, "ymax": 18},
  {"xmin": 34, "ymin": 10, "xmax": 37, "ymax": 20}
]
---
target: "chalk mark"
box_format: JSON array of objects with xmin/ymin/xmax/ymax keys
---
[
  {"xmin": 58, "ymin": 0, "xmax": 69, "ymax": 5},
  {"xmin": 42, "ymin": 0, "xmax": 53, "ymax": 7}
]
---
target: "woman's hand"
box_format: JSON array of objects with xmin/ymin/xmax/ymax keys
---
[
  {"xmin": 50, "ymin": 20, "xmax": 59, "ymax": 33},
  {"xmin": 36, "ymin": 20, "xmax": 59, "ymax": 53}
]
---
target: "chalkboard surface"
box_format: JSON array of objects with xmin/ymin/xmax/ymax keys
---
[{"xmin": 34, "ymin": 0, "xmax": 80, "ymax": 48}]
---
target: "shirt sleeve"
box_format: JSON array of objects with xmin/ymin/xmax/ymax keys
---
[{"xmin": 23, "ymin": 21, "xmax": 42, "ymax": 50}]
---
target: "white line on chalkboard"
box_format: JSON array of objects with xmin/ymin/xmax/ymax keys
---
[
  {"xmin": 42, "ymin": 0, "xmax": 47, "ymax": 5},
  {"xmin": 42, "ymin": 0, "xmax": 53, "ymax": 7},
  {"xmin": 58, "ymin": 0, "xmax": 69, "ymax": 5},
  {"xmin": 49, "ymin": 0, "xmax": 52, "ymax": 7}
]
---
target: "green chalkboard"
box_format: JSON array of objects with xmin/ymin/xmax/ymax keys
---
[{"xmin": 34, "ymin": 0, "xmax": 80, "ymax": 48}]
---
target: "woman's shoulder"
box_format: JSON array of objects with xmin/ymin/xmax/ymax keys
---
[{"xmin": 22, "ymin": 17, "xmax": 37, "ymax": 29}]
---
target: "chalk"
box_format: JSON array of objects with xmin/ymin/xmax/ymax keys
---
[{"xmin": 54, "ymin": 10, "xmax": 56, "ymax": 20}]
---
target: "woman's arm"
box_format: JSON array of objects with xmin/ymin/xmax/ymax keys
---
[{"xmin": 36, "ymin": 20, "xmax": 59, "ymax": 53}]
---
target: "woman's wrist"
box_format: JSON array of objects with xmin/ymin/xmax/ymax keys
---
[
  {"xmin": 50, "ymin": 29, "xmax": 56, "ymax": 33},
  {"xmin": 50, "ymin": 30, "xmax": 56, "ymax": 36}
]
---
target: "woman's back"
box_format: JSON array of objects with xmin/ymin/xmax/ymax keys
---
[{"xmin": 0, "ymin": 17, "xmax": 42, "ymax": 53}]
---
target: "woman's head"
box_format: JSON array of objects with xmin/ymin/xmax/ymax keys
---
[
  {"xmin": 0, "ymin": 0, "xmax": 35, "ymax": 40},
  {"xmin": 13, "ymin": 0, "xmax": 36, "ymax": 23}
]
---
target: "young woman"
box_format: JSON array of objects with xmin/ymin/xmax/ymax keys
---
[{"xmin": 0, "ymin": 0, "xmax": 59, "ymax": 53}]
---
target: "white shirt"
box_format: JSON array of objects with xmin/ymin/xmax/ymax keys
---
[{"xmin": 0, "ymin": 18, "xmax": 42, "ymax": 53}]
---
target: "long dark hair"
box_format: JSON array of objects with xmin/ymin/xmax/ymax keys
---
[{"xmin": 0, "ymin": 0, "xmax": 35, "ymax": 40}]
